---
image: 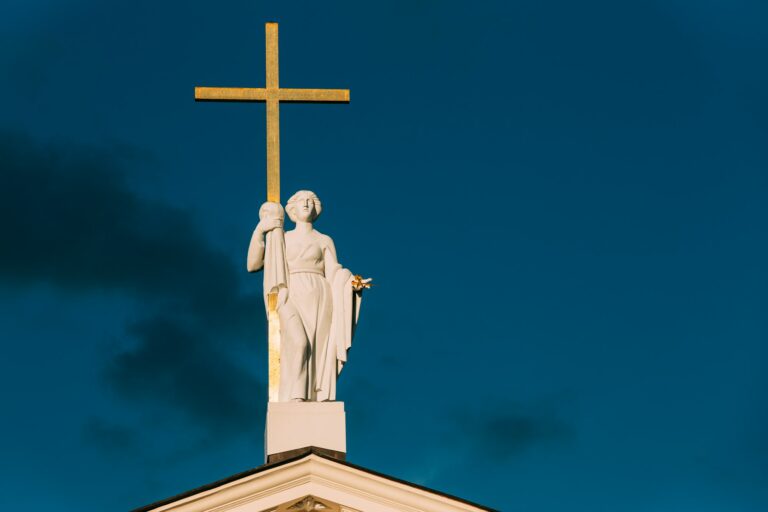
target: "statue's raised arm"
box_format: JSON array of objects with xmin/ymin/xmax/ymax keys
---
[{"xmin": 246, "ymin": 202, "xmax": 284, "ymax": 273}]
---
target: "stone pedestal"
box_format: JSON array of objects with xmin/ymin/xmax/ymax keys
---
[{"xmin": 265, "ymin": 402, "xmax": 346, "ymax": 462}]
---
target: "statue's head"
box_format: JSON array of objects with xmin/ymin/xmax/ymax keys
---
[{"xmin": 286, "ymin": 190, "xmax": 322, "ymax": 223}]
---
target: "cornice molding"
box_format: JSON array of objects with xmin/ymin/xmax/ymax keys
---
[{"xmin": 145, "ymin": 455, "xmax": 490, "ymax": 512}]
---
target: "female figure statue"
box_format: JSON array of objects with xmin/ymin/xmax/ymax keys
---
[{"xmin": 247, "ymin": 191, "xmax": 368, "ymax": 402}]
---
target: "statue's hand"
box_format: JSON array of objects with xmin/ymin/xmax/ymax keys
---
[
  {"xmin": 259, "ymin": 201, "xmax": 284, "ymax": 220},
  {"xmin": 351, "ymin": 275, "xmax": 373, "ymax": 291},
  {"xmin": 257, "ymin": 201, "xmax": 284, "ymax": 235},
  {"xmin": 256, "ymin": 217, "xmax": 283, "ymax": 235}
]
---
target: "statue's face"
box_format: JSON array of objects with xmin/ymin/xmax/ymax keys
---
[{"xmin": 293, "ymin": 194, "xmax": 316, "ymax": 222}]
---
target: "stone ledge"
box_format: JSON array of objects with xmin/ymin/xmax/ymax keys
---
[{"xmin": 267, "ymin": 446, "xmax": 346, "ymax": 464}]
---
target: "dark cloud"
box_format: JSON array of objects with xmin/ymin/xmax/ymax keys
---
[
  {"xmin": 0, "ymin": 131, "xmax": 249, "ymax": 315},
  {"xmin": 107, "ymin": 316, "xmax": 263, "ymax": 434},
  {"xmin": 454, "ymin": 403, "xmax": 571, "ymax": 460},
  {"xmin": 0, "ymin": 131, "xmax": 264, "ymax": 438}
]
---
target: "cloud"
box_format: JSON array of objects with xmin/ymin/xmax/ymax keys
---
[
  {"xmin": 453, "ymin": 403, "xmax": 571, "ymax": 460},
  {"xmin": 0, "ymin": 131, "xmax": 265, "ymax": 439},
  {"xmin": 107, "ymin": 316, "xmax": 264, "ymax": 434},
  {"xmin": 0, "ymin": 131, "xmax": 248, "ymax": 314}
]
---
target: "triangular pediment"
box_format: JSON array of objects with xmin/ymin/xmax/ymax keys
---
[{"xmin": 134, "ymin": 448, "xmax": 495, "ymax": 512}]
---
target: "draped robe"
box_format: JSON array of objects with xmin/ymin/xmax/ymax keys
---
[{"xmin": 263, "ymin": 227, "xmax": 362, "ymax": 401}]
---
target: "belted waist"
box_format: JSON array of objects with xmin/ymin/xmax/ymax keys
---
[{"xmin": 289, "ymin": 268, "xmax": 324, "ymax": 276}]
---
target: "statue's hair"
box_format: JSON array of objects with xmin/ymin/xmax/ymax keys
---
[{"xmin": 285, "ymin": 190, "xmax": 322, "ymax": 222}]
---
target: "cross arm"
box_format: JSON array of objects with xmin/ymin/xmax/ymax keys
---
[
  {"xmin": 277, "ymin": 88, "xmax": 349, "ymax": 103},
  {"xmin": 194, "ymin": 87, "xmax": 268, "ymax": 102},
  {"xmin": 194, "ymin": 87, "xmax": 349, "ymax": 103}
]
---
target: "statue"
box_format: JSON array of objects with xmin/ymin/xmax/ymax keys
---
[{"xmin": 247, "ymin": 191, "xmax": 370, "ymax": 402}]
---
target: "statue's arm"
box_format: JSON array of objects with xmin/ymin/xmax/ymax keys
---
[
  {"xmin": 246, "ymin": 226, "xmax": 266, "ymax": 272},
  {"xmin": 323, "ymin": 236, "xmax": 342, "ymax": 281},
  {"xmin": 247, "ymin": 204, "xmax": 284, "ymax": 272},
  {"xmin": 324, "ymin": 236, "xmax": 371, "ymax": 292}
]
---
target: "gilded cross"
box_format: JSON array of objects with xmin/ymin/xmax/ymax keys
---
[
  {"xmin": 194, "ymin": 22, "xmax": 350, "ymax": 203},
  {"xmin": 194, "ymin": 22, "xmax": 349, "ymax": 402}
]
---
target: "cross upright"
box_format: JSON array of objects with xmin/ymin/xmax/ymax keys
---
[{"xmin": 194, "ymin": 22, "xmax": 350, "ymax": 203}]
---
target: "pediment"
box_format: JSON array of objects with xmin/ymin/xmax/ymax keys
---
[{"xmin": 135, "ymin": 449, "xmax": 494, "ymax": 512}]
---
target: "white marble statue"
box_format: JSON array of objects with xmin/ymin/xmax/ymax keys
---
[{"xmin": 247, "ymin": 191, "xmax": 369, "ymax": 402}]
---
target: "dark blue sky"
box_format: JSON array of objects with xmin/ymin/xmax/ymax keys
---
[{"xmin": 1, "ymin": 1, "xmax": 767, "ymax": 510}]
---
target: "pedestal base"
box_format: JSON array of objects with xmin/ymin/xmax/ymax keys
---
[{"xmin": 265, "ymin": 402, "xmax": 346, "ymax": 462}]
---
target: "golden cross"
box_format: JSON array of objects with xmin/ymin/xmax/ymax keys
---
[
  {"xmin": 194, "ymin": 22, "xmax": 350, "ymax": 203},
  {"xmin": 194, "ymin": 22, "xmax": 349, "ymax": 402}
]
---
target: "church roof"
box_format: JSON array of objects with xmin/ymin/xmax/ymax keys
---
[{"xmin": 133, "ymin": 447, "xmax": 497, "ymax": 512}]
